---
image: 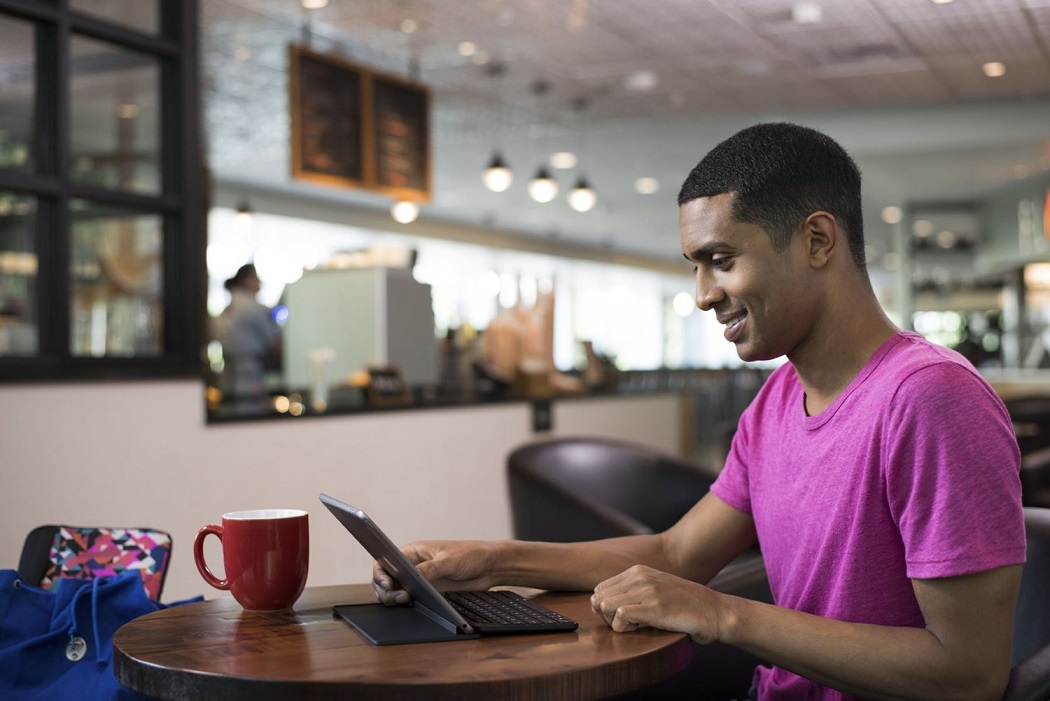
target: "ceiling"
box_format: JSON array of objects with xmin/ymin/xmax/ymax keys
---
[{"xmin": 201, "ymin": 0, "xmax": 1050, "ymax": 272}]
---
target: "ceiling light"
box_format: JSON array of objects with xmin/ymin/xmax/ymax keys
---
[
  {"xmin": 935, "ymin": 230, "xmax": 957, "ymax": 249},
  {"xmin": 930, "ymin": 0, "xmax": 954, "ymax": 4},
  {"xmin": 301, "ymin": 0, "xmax": 328, "ymax": 8},
  {"xmin": 792, "ymin": 2, "xmax": 822, "ymax": 24},
  {"xmin": 400, "ymin": 19, "xmax": 418, "ymax": 34},
  {"xmin": 913, "ymin": 219, "xmax": 934, "ymax": 238},
  {"xmin": 458, "ymin": 41, "xmax": 477, "ymax": 57},
  {"xmin": 390, "ymin": 200, "xmax": 420, "ymax": 224},
  {"xmin": 983, "ymin": 62, "xmax": 1006, "ymax": 78},
  {"xmin": 550, "ymin": 152, "xmax": 577, "ymax": 169},
  {"xmin": 634, "ymin": 177, "xmax": 660, "ymax": 195},
  {"xmin": 235, "ymin": 200, "xmax": 253, "ymax": 233},
  {"xmin": 527, "ymin": 167, "xmax": 558, "ymax": 203},
  {"xmin": 116, "ymin": 103, "xmax": 139, "ymax": 119},
  {"xmin": 568, "ymin": 177, "xmax": 597, "ymax": 212},
  {"xmin": 881, "ymin": 206, "xmax": 903, "ymax": 224},
  {"xmin": 482, "ymin": 152, "xmax": 513, "ymax": 192},
  {"xmin": 672, "ymin": 292, "xmax": 695, "ymax": 317},
  {"xmin": 624, "ymin": 71, "xmax": 658, "ymax": 92}
]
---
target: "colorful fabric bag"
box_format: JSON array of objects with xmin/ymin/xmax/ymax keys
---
[
  {"xmin": 0, "ymin": 568, "xmax": 200, "ymax": 700},
  {"xmin": 26, "ymin": 526, "xmax": 172, "ymax": 602}
]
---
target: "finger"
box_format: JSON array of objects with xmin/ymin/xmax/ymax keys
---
[
  {"xmin": 371, "ymin": 580, "xmax": 410, "ymax": 606},
  {"xmin": 611, "ymin": 606, "xmax": 642, "ymax": 633}
]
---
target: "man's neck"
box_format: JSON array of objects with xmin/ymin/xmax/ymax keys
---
[{"xmin": 791, "ymin": 288, "xmax": 899, "ymax": 416}]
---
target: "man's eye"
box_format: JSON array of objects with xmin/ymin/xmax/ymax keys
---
[{"xmin": 711, "ymin": 256, "xmax": 732, "ymax": 268}]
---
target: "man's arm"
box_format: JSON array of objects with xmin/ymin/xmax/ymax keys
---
[
  {"xmin": 373, "ymin": 491, "xmax": 757, "ymax": 603},
  {"xmin": 593, "ymin": 562, "xmax": 1021, "ymax": 701}
]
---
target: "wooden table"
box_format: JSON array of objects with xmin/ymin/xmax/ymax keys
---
[{"xmin": 113, "ymin": 584, "xmax": 693, "ymax": 701}]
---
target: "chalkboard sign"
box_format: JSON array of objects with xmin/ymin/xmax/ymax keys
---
[
  {"xmin": 370, "ymin": 73, "xmax": 430, "ymax": 200},
  {"xmin": 289, "ymin": 45, "xmax": 431, "ymax": 202},
  {"xmin": 365, "ymin": 365, "xmax": 412, "ymax": 407},
  {"xmin": 289, "ymin": 46, "xmax": 366, "ymax": 188}
]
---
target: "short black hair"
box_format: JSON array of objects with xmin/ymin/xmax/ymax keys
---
[
  {"xmin": 224, "ymin": 263, "xmax": 257, "ymax": 291},
  {"xmin": 678, "ymin": 122, "xmax": 866, "ymax": 269}
]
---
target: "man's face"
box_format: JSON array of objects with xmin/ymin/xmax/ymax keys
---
[{"xmin": 679, "ymin": 193, "xmax": 816, "ymax": 362}]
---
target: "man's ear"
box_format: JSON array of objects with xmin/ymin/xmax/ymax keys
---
[{"xmin": 802, "ymin": 212, "xmax": 837, "ymax": 269}]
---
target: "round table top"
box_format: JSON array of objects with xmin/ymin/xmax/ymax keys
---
[{"xmin": 113, "ymin": 584, "xmax": 693, "ymax": 701}]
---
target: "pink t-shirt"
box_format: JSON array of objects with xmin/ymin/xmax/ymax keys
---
[{"xmin": 712, "ymin": 331, "xmax": 1025, "ymax": 700}]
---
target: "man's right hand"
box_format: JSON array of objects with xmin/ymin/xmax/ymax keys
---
[{"xmin": 371, "ymin": 539, "xmax": 502, "ymax": 605}]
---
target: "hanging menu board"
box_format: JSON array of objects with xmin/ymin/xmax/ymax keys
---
[
  {"xmin": 289, "ymin": 46, "xmax": 365, "ymax": 188},
  {"xmin": 371, "ymin": 74, "xmax": 430, "ymax": 198},
  {"xmin": 289, "ymin": 45, "xmax": 430, "ymax": 201}
]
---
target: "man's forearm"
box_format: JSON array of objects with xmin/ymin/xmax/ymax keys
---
[
  {"xmin": 719, "ymin": 594, "xmax": 1009, "ymax": 701},
  {"xmin": 493, "ymin": 535, "xmax": 677, "ymax": 591}
]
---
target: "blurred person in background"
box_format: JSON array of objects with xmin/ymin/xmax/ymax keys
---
[{"xmin": 212, "ymin": 263, "xmax": 280, "ymax": 407}]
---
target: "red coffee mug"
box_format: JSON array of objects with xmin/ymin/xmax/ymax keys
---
[{"xmin": 193, "ymin": 509, "xmax": 309, "ymax": 611}]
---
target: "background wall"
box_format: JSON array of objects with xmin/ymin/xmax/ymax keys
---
[{"xmin": 0, "ymin": 381, "xmax": 686, "ymax": 602}]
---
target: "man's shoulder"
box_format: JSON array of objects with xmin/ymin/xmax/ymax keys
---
[{"xmin": 878, "ymin": 332, "xmax": 985, "ymax": 388}]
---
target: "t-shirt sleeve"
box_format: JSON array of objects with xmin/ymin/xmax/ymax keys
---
[{"xmin": 883, "ymin": 362, "xmax": 1025, "ymax": 580}]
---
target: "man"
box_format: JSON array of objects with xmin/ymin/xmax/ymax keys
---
[{"xmin": 374, "ymin": 123, "xmax": 1025, "ymax": 700}]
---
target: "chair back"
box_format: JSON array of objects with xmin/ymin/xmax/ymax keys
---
[
  {"xmin": 1005, "ymin": 397, "xmax": 1050, "ymax": 456},
  {"xmin": 507, "ymin": 437, "xmax": 714, "ymax": 542},
  {"xmin": 1004, "ymin": 507, "xmax": 1050, "ymax": 701}
]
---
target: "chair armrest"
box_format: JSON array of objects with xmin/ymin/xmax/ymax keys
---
[
  {"xmin": 707, "ymin": 551, "xmax": 772, "ymax": 603},
  {"xmin": 1004, "ymin": 644, "xmax": 1050, "ymax": 701}
]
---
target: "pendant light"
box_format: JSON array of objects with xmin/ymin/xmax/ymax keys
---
[
  {"xmin": 390, "ymin": 200, "xmax": 420, "ymax": 224},
  {"xmin": 527, "ymin": 166, "xmax": 558, "ymax": 203},
  {"xmin": 567, "ymin": 176, "xmax": 597, "ymax": 212},
  {"xmin": 482, "ymin": 152, "xmax": 513, "ymax": 192}
]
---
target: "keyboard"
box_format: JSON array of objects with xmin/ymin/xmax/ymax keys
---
[{"xmin": 443, "ymin": 590, "xmax": 578, "ymax": 633}]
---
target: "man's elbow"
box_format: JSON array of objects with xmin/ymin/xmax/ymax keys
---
[{"xmin": 940, "ymin": 664, "xmax": 1010, "ymax": 701}]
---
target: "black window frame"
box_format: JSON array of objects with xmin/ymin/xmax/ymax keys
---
[{"xmin": 0, "ymin": 0, "xmax": 203, "ymax": 381}]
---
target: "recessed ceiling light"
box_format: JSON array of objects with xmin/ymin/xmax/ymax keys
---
[
  {"xmin": 624, "ymin": 71, "xmax": 658, "ymax": 92},
  {"xmin": 458, "ymin": 41, "xmax": 477, "ymax": 57},
  {"xmin": 935, "ymin": 230, "xmax": 957, "ymax": 249},
  {"xmin": 792, "ymin": 2, "xmax": 822, "ymax": 24},
  {"xmin": 301, "ymin": 0, "xmax": 328, "ymax": 8},
  {"xmin": 982, "ymin": 61, "xmax": 1006, "ymax": 77},
  {"xmin": 550, "ymin": 152, "xmax": 577, "ymax": 169},
  {"xmin": 635, "ymin": 177, "xmax": 660, "ymax": 195},
  {"xmin": 400, "ymin": 19, "xmax": 418, "ymax": 34},
  {"xmin": 930, "ymin": 0, "xmax": 954, "ymax": 4},
  {"xmin": 881, "ymin": 206, "xmax": 903, "ymax": 224},
  {"xmin": 913, "ymin": 219, "xmax": 934, "ymax": 237}
]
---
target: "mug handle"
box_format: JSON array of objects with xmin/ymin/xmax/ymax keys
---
[{"xmin": 193, "ymin": 524, "xmax": 230, "ymax": 591}]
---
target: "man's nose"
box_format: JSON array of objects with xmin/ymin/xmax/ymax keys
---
[{"xmin": 695, "ymin": 270, "xmax": 724, "ymax": 312}]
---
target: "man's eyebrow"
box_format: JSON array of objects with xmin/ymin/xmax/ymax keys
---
[{"xmin": 683, "ymin": 241, "xmax": 734, "ymax": 260}]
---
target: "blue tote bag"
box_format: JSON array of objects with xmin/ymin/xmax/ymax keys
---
[{"xmin": 0, "ymin": 569, "xmax": 200, "ymax": 700}]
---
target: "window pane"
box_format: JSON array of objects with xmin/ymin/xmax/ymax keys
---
[
  {"xmin": 70, "ymin": 0, "xmax": 160, "ymax": 36},
  {"xmin": 70, "ymin": 200, "xmax": 163, "ymax": 357},
  {"xmin": 70, "ymin": 35, "xmax": 161, "ymax": 195},
  {"xmin": 0, "ymin": 192, "xmax": 38, "ymax": 356},
  {"xmin": 0, "ymin": 15, "xmax": 35, "ymax": 172}
]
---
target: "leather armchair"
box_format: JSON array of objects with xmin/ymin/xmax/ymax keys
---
[
  {"xmin": 1004, "ymin": 507, "xmax": 1050, "ymax": 701},
  {"xmin": 507, "ymin": 436, "xmax": 717, "ymax": 542}
]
